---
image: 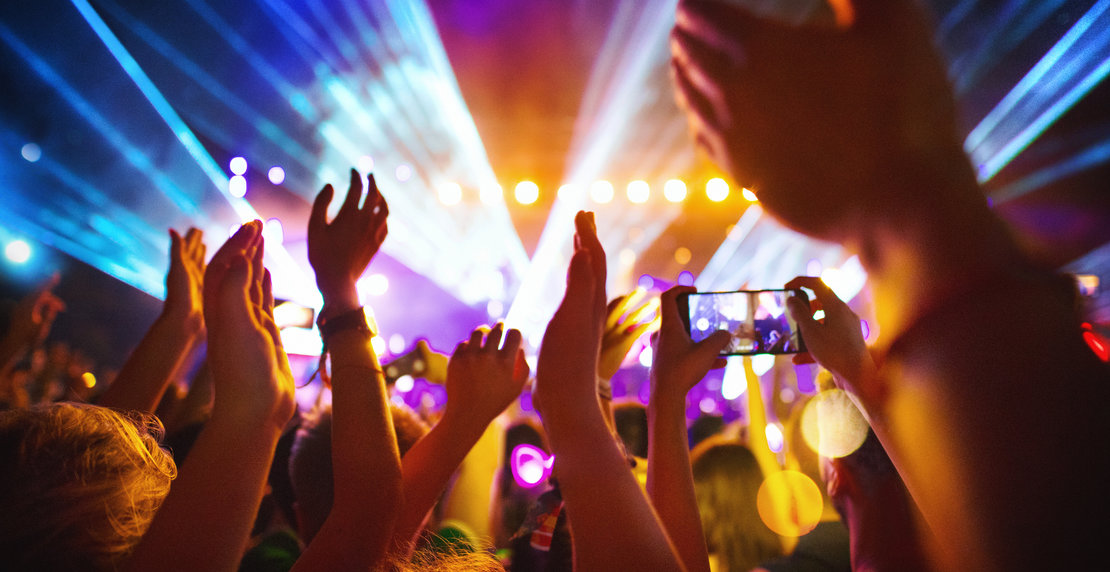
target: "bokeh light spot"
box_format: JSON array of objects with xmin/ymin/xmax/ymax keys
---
[
  {"xmin": 267, "ymin": 166, "xmax": 285, "ymax": 185},
  {"xmin": 663, "ymin": 179, "xmax": 687, "ymax": 202},
  {"xmin": 590, "ymin": 180, "xmax": 614, "ymax": 204},
  {"xmin": 626, "ymin": 180, "xmax": 650, "ymax": 203},
  {"xmin": 4, "ymin": 240, "xmax": 32, "ymax": 264},
  {"xmin": 515, "ymin": 181, "xmax": 539, "ymax": 205},
  {"xmin": 674, "ymin": 246, "xmax": 691, "ymax": 265},
  {"xmin": 800, "ymin": 388, "xmax": 869, "ymax": 458},
  {"xmin": 21, "ymin": 143, "xmax": 42, "ymax": 162},
  {"xmin": 228, "ymin": 175, "xmax": 247, "ymax": 198},
  {"xmin": 757, "ymin": 470, "xmax": 823, "ymax": 537},
  {"xmin": 706, "ymin": 178, "xmax": 729, "ymax": 201}
]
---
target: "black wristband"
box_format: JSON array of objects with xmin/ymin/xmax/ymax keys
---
[{"xmin": 317, "ymin": 307, "xmax": 373, "ymax": 344}]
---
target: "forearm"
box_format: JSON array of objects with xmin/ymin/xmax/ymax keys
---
[
  {"xmin": 648, "ymin": 391, "xmax": 710, "ymax": 572},
  {"xmin": 392, "ymin": 411, "xmax": 487, "ymax": 553},
  {"xmin": 320, "ymin": 329, "xmax": 402, "ymax": 562},
  {"xmin": 543, "ymin": 386, "xmax": 683, "ymax": 572},
  {"xmin": 99, "ymin": 311, "xmax": 200, "ymax": 413},
  {"xmin": 124, "ymin": 415, "xmax": 282, "ymax": 572}
]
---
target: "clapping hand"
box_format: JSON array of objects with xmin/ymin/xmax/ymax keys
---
[{"xmin": 443, "ymin": 323, "xmax": 529, "ymax": 430}]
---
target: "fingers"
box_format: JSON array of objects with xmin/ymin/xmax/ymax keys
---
[
  {"xmin": 564, "ymin": 247, "xmax": 597, "ymax": 303},
  {"xmin": 215, "ymin": 254, "xmax": 254, "ymax": 334},
  {"xmin": 660, "ymin": 285, "xmax": 697, "ymax": 333},
  {"xmin": 785, "ymin": 275, "xmax": 836, "ymax": 313},
  {"xmin": 249, "ymin": 232, "xmax": 265, "ymax": 309},
  {"xmin": 605, "ymin": 294, "xmax": 629, "ymax": 330},
  {"xmin": 786, "ymin": 295, "xmax": 819, "ymax": 337},
  {"xmin": 341, "ymin": 168, "xmax": 363, "ymax": 213},
  {"xmin": 675, "ymin": 0, "xmax": 759, "ymax": 60},
  {"xmin": 261, "ymin": 268, "xmax": 275, "ymax": 319},
  {"xmin": 169, "ymin": 228, "xmax": 184, "ymax": 268},
  {"xmin": 468, "ymin": 328, "xmax": 485, "ymax": 348},
  {"xmin": 484, "ymin": 322, "xmax": 505, "ymax": 352},
  {"xmin": 696, "ymin": 329, "xmax": 732, "ymax": 359},
  {"xmin": 501, "ymin": 328, "xmax": 523, "ymax": 358},
  {"xmin": 310, "ymin": 184, "xmax": 335, "ymax": 232}
]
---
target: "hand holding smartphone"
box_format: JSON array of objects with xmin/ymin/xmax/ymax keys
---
[{"xmin": 677, "ymin": 289, "xmax": 808, "ymax": 355}]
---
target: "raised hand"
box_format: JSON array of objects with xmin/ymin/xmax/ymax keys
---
[
  {"xmin": 308, "ymin": 169, "xmax": 388, "ymax": 315},
  {"xmin": 598, "ymin": 289, "xmax": 660, "ymax": 382},
  {"xmin": 671, "ymin": 0, "xmax": 971, "ymax": 241},
  {"xmin": 164, "ymin": 228, "xmax": 206, "ymax": 336},
  {"xmin": 444, "ymin": 323, "xmax": 529, "ymax": 429},
  {"xmin": 650, "ymin": 286, "xmax": 730, "ymax": 400},
  {"xmin": 203, "ymin": 221, "xmax": 294, "ymax": 430},
  {"xmin": 784, "ymin": 276, "xmax": 876, "ymax": 401}
]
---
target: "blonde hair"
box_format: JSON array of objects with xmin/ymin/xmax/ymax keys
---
[
  {"xmin": 691, "ymin": 437, "xmax": 783, "ymax": 572},
  {"xmin": 0, "ymin": 402, "xmax": 177, "ymax": 571}
]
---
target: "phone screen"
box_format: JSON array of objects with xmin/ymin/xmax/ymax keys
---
[{"xmin": 680, "ymin": 289, "xmax": 806, "ymax": 355}]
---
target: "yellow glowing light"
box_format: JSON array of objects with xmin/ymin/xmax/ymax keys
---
[
  {"xmin": 371, "ymin": 335, "xmax": 386, "ymax": 356},
  {"xmin": 706, "ymin": 178, "xmax": 729, "ymax": 202},
  {"xmin": 757, "ymin": 470, "xmax": 824, "ymax": 537},
  {"xmin": 590, "ymin": 180, "xmax": 614, "ymax": 204},
  {"xmin": 663, "ymin": 179, "xmax": 687, "ymax": 202},
  {"xmin": 626, "ymin": 180, "xmax": 650, "ymax": 204},
  {"xmin": 515, "ymin": 181, "xmax": 540, "ymax": 205},
  {"xmin": 438, "ymin": 182, "xmax": 463, "ymax": 206},
  {"xmin": 557, "ymin": 184, "xmax": 574, "ymax": 198},
  {"xmin": 800, "ymin": 388, "xmax": 869, "ymax": 458},
  {"xmin": 742, "ymin": 188, "xmax": 759, "ymax": 202},
  {"xmin": 81, "ymin": 372, "xmax": 96, "ymax": 388},
  {"xmin": 674, "ymin": 247, "xmax": 692, "ymax": 265}
]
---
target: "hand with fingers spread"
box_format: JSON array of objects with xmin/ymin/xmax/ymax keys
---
[
  {"xmin": 784, "ymin": 276, "xmax": 876, "ymax": 400},
  {"xmin": 308, "ymin": 168, "xmax": 389, "ymax": 316},
  {"xmin": 445, "ymin": 323, "xmax": 530, "ymax": 431},
  {"xmin": 389, "ymin": 324, "xmax": 529, "ymax": 554},
  {"xmin": 598, "ymin": 289, "xmax": 660, "ymax": 382},
  {"xmin": 671, "ymin": 0, "xmax": 971, "ymax": 241}
]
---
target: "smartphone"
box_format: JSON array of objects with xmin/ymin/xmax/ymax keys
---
[{"xmin": 678, "ymin": 289, "xmax": 807, "ymax": 355}]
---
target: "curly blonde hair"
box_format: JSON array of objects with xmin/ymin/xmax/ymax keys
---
[{"xmin": 0, "ymin": 402, "xmax": 177, "ymax": 571}]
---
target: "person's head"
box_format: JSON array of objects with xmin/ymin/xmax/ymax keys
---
[
  {"xmin": 289, "ymin": 403, "xmax": 429, "ymax": 542},
  {"xmin": 0, "ymin": 402, "xmax": 177, "ymax": 571},
  {"xmin": 691, "ymin": 437, "xmax": 782, "ymax": 571},
  {"xmin": 613, "ymin": 401, "xmax": 648, "ymax": 459}
]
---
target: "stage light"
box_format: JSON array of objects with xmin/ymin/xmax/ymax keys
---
[
  {"xmin": 395, "ymin": 164, "xmax": 412, "ymax": 182},
  {"xmin": 742, "ymin": 188, "xmax": 759, "ymax": 202},
  {"xmin": 229, "ymin": 156, "xmax": 247, "ymax": 175},
  {"xmin": 81, "ymin": 372, "xmax": 97, "ymax": 388},
  {"xmin": 638, "ymin": 274, "xmax": 655, "ymax": 290},
  {"xmin": 674, "ymin": 246, "xmax": 691, "ymax": 265},
  {"xmin": 263, "ymin": 218, "xmax": 283, "ymax": 245},
  {"xmin": 619, "ymin": 248, "xmax": 636, "ymax": 266},
  {"xmin": 557, "ymin": 184, "xmax": 574, "ymax": 198},
  {"xmin": 395, "ymin": 374, "xmax": 414, "ymax": 392},
  {"xmin": 267, "ymin": 166, "xmax": 285, "ymax": 185},
  {"xmin": 4, "ymin": 240, "xmax": 32, "ymax": 264},
  {"xmin": 765, "ymin": 422, "xmax": 784, "ymax": 453},
  {"xmin": 626, "ymin": 180, "xmax": 650, "ymax": 203},
  {"xmin": 751, "ymin": 354, "xmax": 775, "ymax": 376},
  {"xmin": 228, "ymin": 175, "xmax": 247, "ymax": 198},
  {"xmin": 480, "ymin": 183, "xmax": 502, "ymax": 205},
  {"xmin": 721, "ymin": 357, "xmax": 747, "ymax": 399},
  {"xmin": 371, "ymin": 335, "xmax": 386, "ymax": 356},
  {"xmin": 706, "ymin": 178, "xmax": 729, "ymax": 202},
  {"xmin": 486, "ymin": 299, "xmax": 504, "ymax": 318},
  {"xmin": 438, "ymin": 182, "xmax": 462, "ymax": 206},
  {"xmin": 663, "ymin": 179, "xmax": 687, "ymax": 202},
  {"xmin": 639, "ymin": 345, "xmax": 653, "ymax": 367},
  {"xmin": 514, "ymin": 181, "xmax": 539, "ymax": 205},
  {"xmin": 389, "ymin": 333, "xmax": 405, "ymax": 355},
  {"xmin": 678, "ymin": 270, "xmax": 694, "ymax": 286},
  {"xmin": 699, "ymin": 397, "xmax": 718, "ymax": 414},
  {"xmin": 590, "ymin": 180, "xmax": 614, "ymax": 204},
  {"xmin": 20, "ymin": 143, "xmax": 41, "ymax": 162},
  {"xmin": 357, "ymin": 155, "xmax": 374, "ymax": 173},
  {"xmin": 358, "ymin": 273, "xmax": 389, "ymax": 298}
]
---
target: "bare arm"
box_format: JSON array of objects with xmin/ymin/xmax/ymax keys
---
[
  {"xmin": 647, "ymin": 286, "xmax": 729, "ymax": 572},
  {"xmin": 534, "ymin": 211, "xmax": 684, "ymax": 572},
  {"xmin": 125, "ymin": 221, "xmax": 296, "ymax": 572},
  {"xmin": 293, "ymin": 170, "xmax": 401, "ymax": 571},
  {"xmin": 100, "ymin": 228, "xmax": 205, "ymax": 413},
  {"xmin": 391, "ymin": 323, "xmax": 528, "ymax": 553}
]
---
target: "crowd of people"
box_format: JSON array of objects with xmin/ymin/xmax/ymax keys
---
[{"xmin": 1, "ymin": 0, "xmax": 1106, "ymax": 570}]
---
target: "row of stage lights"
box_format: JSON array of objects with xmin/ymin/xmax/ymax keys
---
[
  {"xmin": 441, "ymin": 178, "xmax": 760, "ymax": 207},
  {"xmin": 219, "ymin": 153, "xmax": 759, "ymax": 207}
]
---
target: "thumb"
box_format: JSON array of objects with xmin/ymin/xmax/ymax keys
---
[
  {"xmin": 693, "ymin": 329, "xmax": 732, "ymax": 362},
  {"xmin": 786, "ymin": 295, "xmax": 818, "ymax": 335}
]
